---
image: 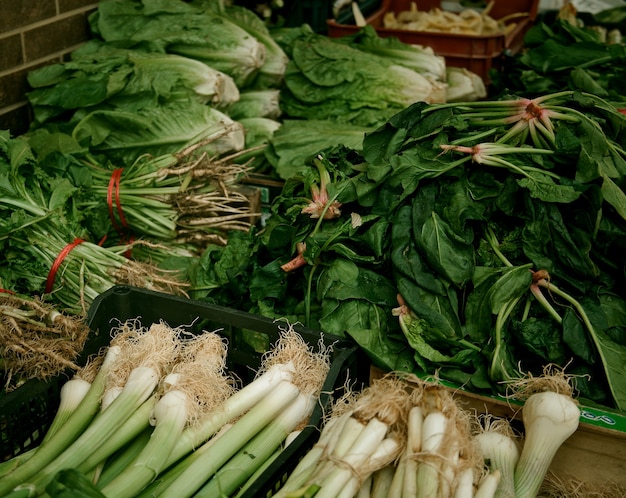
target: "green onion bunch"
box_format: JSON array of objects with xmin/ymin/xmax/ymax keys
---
[{"xmin": 0, "ymin": 322, "xmax": 330, "ymax": 498}]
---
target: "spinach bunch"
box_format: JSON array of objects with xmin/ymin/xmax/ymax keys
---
[
  {"xmin": 191, "ymin": 92, "xmax": 626, "ymax": 412},
  {"xmin": 491, "ymin": 14, "xmax": 626, "ymax": 102}
]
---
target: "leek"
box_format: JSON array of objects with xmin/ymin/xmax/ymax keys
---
[
  {"xmin": 193, "ymin": 392, "xmax": 316, "ymax": 497},
  {"xmin": 0, "ymin": 377, "xmax": 93, "ymax": 478},
  {"xmin": 0, "ymin": 345, "xmax": 121, "ymax": 495},
  {"xmin": 158, "ymin": 380, "xmax": 301, "ymax": 498},
  {"xmin": 100, "ymin": 331, "xmax": 233, "ymax": 498},
  {"xmin": 77, "ymin": 396, "xmax": 157, "ymax": 479},
  {"xmin": 157, "ymin": 326, "xmax": 331, "ymax": 498},
  {"xmin": 12, "ymin": 321, "xmax": 180, "ymax": 495}
]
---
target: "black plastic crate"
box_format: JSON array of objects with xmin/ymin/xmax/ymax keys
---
[
  {"xmin": 1, "ymin": 285, "xmax": 368, "ymax": 496},
  {"xmin": 0, "ymin": 378, "xmax": 63, "ymax": 460}
]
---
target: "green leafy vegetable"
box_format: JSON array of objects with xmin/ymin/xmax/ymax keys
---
[{"xmin": 189, "ymin": 91, "xmax": 626, "ymax": 412}]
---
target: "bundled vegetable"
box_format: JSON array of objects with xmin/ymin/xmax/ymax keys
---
[
  {"xmin": 273, "ymin": 375, "xmax": 407, "ymax": 498},
  {"xmin": 34, "ymin": 131, "xmax": 260, "ymax": 247},
  {"xmin": 0, "ymin": 131, "xmax": 188, "ymax": 314}
]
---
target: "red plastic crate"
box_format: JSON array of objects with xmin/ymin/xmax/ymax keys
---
[{"xmin": 327, "ymin": 0, "xmax": 540, "ymax": 83}]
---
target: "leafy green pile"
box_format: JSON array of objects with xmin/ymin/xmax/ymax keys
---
[
  {"xmin": 190, "ymin": 91, "xmax": 626, "ymax": 412},
  {"xmin": 491, "ymin": 13, "xmax": 626, "ymax": 102},
  {"xmin": 27, "ymin": 40, "xmax": 240, "ymax": 126},
  {"xmin": 88, "ymin": 0, "xmax": 283, "ymax": 89}
]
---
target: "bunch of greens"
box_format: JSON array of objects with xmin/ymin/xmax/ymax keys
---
[
  {"xmin": 27, "ymin": 40, "xmax": 241, "ymax": 129},
  {"xmin": 274, "ymin": 25, "xmax": 447, "ymax": 128},
  {"xmin": 88, "ymin": 0, "xmax": 287, "ymax": 90},
  {"xmin": 491, "ymin": 10, "xmax": 626, "ymax": 103},
  {"xmin": 23, "ymin": 127, "xmax": 259, "ymax": 254},
  {"xmin": 0, "ymin": 131, "xmax": 188, "ymax": 314},
  {"xmin": 190, "ymin": 91, "xmax": 626, "ymax": 412}
]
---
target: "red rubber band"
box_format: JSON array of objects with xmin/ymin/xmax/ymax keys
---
[
  {"xmin": 45, "ymin": 238, "xmax": 85, "ymax": 294},
  {"xmin": 0, "ymin": 289, "xmax": 15, "ymax": 294},
  {"xmin": 107, "ymin": 168, "xmax": 129, "ymax": 232},
  {"xmin": 122, "ymin": 232, "xmax": 135, "ymax": 259}
]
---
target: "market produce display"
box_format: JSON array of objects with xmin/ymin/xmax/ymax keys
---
[
  {"xmin": 2, "ymin": 0, "xmax": 626, "ymax": 496},
  {"xmin": 192, "ymin": 89, "xmax": 626, "ymax": 414}
]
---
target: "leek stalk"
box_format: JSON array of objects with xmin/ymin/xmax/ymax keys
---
[
  {"xmin": 101, "ymin": 389, "xmax": 188, "ymax": 498},
  {"xmin": 95, "ymin": 426, "xmax": 154, "ymax": 489},
  {"xmin": 0, "ymin": 378, "xmax": 92, "ymax": 478},
  {"xmin": 77, "ymin": 396, "xmax": 156, "ymax": 477},
  {"xmin": 194, "ymin": 393, "xmax": 316, "ymax": 497},
  {"xmin": 158, "ymin": 380, "xmax": 301, "ymax": 498},
  {"xmin": 162, "ymin": 361, "xmax": 295, "ymax": 469},
  {"xmin": 19, "ymin": 365, "xmax": 160, "ymax": 495},
  {"xmin": 0, "ymin": 346, "xmax": 121, "ymax": 496}
]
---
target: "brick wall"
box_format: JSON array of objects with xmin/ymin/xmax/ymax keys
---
[{"xmin": 0, "ymin": 0, "xmax": 99, "ymax": 136}]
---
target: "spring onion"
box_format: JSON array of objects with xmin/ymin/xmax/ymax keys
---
[
  {"xmin": 474, "ymin": 416, "xmax": 519, "ymax": 498},
  {"xmin": 274, "ymin": 375, "xmax": 406, "ymax": 498},
  {"xmin": 10, "ymin": 321, "xmax": 180, "ymax": 495},
  {"xmin": 100, "ymin": 331, "xmax": 233, "ymax": 498},
  {"xmin": 0, "ymin": 345, "xmax": 121, "ymax": 495},
  {"xmin": 155, "ymin": 326, "xmax": 331, "ymax": 498}
]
